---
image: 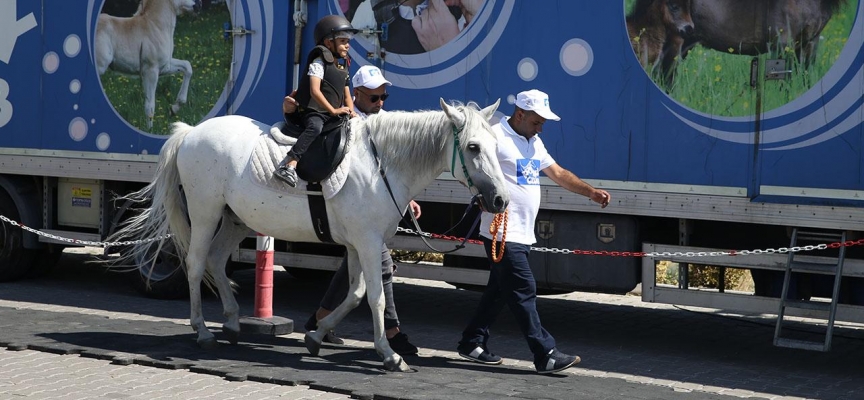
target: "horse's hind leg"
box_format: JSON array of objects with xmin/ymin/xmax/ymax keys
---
[
  {"xmin": 164, "ymin": 58, "xmax": 193, "ymax": 115},
  {"xmin": 185, "ymin": 208, "xmax": 224, "ymax": 348},
  {"xmin": 141, "ymin": 65, "xmax": 159, "ymax": 129},
  {"xmin": 204, "ymin": 212, "xmax": 250, "ymax": 345}
]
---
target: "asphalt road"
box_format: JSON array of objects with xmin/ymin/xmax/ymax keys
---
[{"xmin": 0, "ymin": 248, "xmax": 862, "ymax": 399}]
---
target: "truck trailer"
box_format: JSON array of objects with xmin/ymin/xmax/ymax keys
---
[{"xmin": 1, "ymin": 0, "xmax": 862, "ymax": 347}]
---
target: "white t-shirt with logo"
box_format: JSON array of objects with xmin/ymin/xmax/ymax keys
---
[{"xmin": 480, "ymin": 116, "xmax": 555, "ymax": 245}]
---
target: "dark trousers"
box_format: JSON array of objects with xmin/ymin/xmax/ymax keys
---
[
  {"xmin": 459, "ymin": 238, "xmax": 556, "ymax": 362},
  {"xmin": 286, "ymin": 112, "xmax": 326, "ymax": 161},
  {"xmin": 319, "ymin": 244, "xmax": 400, "ymax": 330}
]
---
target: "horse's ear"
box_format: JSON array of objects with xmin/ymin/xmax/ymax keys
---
[
  {"xmin": 440, "ymin": 98, "xmax": 466, "ymax": 129},
  {"xmin": 479, "ymin": 99, "xmax": 500, "ymax": 123}
]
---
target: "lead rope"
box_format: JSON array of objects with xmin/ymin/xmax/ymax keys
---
[{"xmin": 489, "ymin": 210, "xmax": 508, "ymax": 263}]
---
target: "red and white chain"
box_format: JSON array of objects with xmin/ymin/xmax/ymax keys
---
[{"xmin": 396, "ymin": 227, "xmax": 864, "ymax": 257}]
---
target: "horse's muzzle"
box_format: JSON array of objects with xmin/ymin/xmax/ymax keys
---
[{"xmin": 477, "ymin": 194, "xmax": 508, "ymax": 214}]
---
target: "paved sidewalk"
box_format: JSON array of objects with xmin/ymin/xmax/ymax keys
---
[
  {"xmin": 0, "ymin": 348, "xmax": 351, "ymax": 400},
  {"xmin": 0, "ymin": 248, "xmax": 862, "ymax": 400}
]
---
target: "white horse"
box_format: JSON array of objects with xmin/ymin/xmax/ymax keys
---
[
  {"xmin": 95, "ymin": 0, "xmax": 198, "ymax": 129},
  {"xmin": 111, "ymin": 99, "xmax": 510, "ymax": 372}
]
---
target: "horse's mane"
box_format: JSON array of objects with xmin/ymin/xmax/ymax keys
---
[
  {"xmin": 138, "ymin": 0, "xmax": 168, "ymax": 15},
  {"xmin": 362, "ymin": 101, "xmax": 492, "ymax": 176}
]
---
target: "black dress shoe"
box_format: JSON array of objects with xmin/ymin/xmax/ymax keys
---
[{"xmin": 388, "ymin": 332, "xmax": 419, "ymax": 356}]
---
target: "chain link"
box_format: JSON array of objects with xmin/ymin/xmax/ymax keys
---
[
  {"xmin": 7, "ymin": 213, "xmax": 859, "ymax": 256},
  {"xmin": 395, "ymin": 227, "xmax": 864, "ymax": 258},
  {"xmin": 0, "ymin": 214, "xmax": 171, "ymax": 247}
]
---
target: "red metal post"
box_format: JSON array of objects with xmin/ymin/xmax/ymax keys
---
[{"xmin": 254, "ymin": 233, "xmax": 274, "ymax": 319}]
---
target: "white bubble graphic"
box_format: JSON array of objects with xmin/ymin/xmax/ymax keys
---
[
  {"xmin": 560, "ymin": 39, "xmax": 593, "ymax": 77},
  {"xmin": 518, "ymin": 58, "xmax": 538, "ymax": 82},
  {"xmin": 91, "ymin": 119, "xmax": 96, "ymax": 124},
  {"xmin": 70, "ymin": 80, "xmax": 81, "ymax": 94},
  {"xmin": 64, "ymin": 35, "xmax": 81, "ymax": 58},
  {"xmin": 69, "ymin": 117, "xmax": 87, "ymax": 141},
  {"xmin": 73, "ymin": 104, "xmax": 78, "ymax": 110},
  {"xmin": 507, "ymin": 94, "xmax": 516, "ymax": 105},
  {"xmin": 96, "ymin": 132, "xmax": 111, "ymax": 151},
  {"xmin": 43, "ymin": 52, "xmax": 60, "ymax": 74},
  {"xmin": 141, "ymin": 149, "xmax": 149, "ymax": 155}
]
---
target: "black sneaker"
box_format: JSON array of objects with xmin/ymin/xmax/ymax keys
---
[
  {"xmin": 388, "ymin": 332, "xmax": 419, "ymax": 356},
  {"xmin": 535, "ymin": 348, "xmax": 580, "ymax": 374},
  {"xmin": 457, "ymin": 344, "xmax": 503, "ymax": 365},
  {"xmin": 274, "ymin": 165, "xmax": 297, "ymax": 187},
  {"xmin": 304, "ymin": 313, "xmax": 344, "ymax": 345}
]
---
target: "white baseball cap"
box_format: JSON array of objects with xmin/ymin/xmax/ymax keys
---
[
  {"xmin": 352, "ymin": 65, "xmax": 392, "ymax": 89},
  {"xmin": 514, "ymin": 89, "xmax": 560, "ymax": 121}
]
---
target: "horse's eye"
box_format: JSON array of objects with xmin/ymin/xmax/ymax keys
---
[
  {"xmin": 669, "ymin": 4, "xmax": 680, "ymax": 12},
  {"xmin": 467, "ymin": 143, "xmax": 480, "ymax": 153}
]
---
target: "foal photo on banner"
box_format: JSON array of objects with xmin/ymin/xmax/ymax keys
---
[
  {"xmin": 97, "ymin": 0, "xmax": 232, "ymax": 134},
  {"xmin": 624, "ymin": 0, "xmax": 860, "ymax": 117}
]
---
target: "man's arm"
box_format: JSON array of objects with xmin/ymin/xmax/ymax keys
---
[{"xmin": 543, "ymin": 163, "xmax": 610, "ymax": 208}]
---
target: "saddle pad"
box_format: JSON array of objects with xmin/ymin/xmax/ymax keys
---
[{"xmin": 247, "ymin": 125, "xmax": 353, "ymax": 199}]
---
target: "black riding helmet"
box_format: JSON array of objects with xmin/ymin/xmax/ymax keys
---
[{"xmin": 313, "ymin": 15, "xmax": 360, "ymax": 45}]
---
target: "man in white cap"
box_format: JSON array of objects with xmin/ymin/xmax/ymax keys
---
[
  {"xmin": 457, "ymin": 89, "xmax": 611, "ymax": 374},
  {"xmin": 350, "ymin": 64, "xmax": 391, "ymax": 117},
  {"xmin": 282, "ymin": 65, "xmax": 421, "ymax": 356}
]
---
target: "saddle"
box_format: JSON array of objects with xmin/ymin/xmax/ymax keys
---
[
  {"xmin": 276, "ymin": 114, "xmax": 351, "ymax": 244},
  {"xmin": 280, "ymin": 114, "xmax": 350, "ymax": 183}
]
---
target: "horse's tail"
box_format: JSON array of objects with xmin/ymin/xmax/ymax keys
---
[{"xmin": 107, "ymin": 122, "xmax": 194, "ymax": 281}]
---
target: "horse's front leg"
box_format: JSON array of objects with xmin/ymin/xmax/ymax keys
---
[
  {"xmin": 163, "ymin": 58, "xmax": 193, "ymax": 115},
  {"xmin": 363, "ymin": 251, "xmax": 408, "ymax": 372},
  {"xmin": 306, "ymin": 249, "xmax": 366, "ymax": 355}
]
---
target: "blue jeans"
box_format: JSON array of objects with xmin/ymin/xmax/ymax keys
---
[
  {"xmin": 459, "ymin": 238, "xmax": 556, "ymax": 361},
  {"xmin": 319, "ymin": 244, "xmax": 399, "ymax": 330}
]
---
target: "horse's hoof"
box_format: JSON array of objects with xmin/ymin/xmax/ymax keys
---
[
  {"xmin": 223, "ymin": 327, "xmax": 240, "ymax": 345},
  {"xmin": 305, "ymin": 332, "xmax": 321, "ymax": 356},
  {"xmin": 171, "ymin": 104, "xmax": 181, "ymax": 115},
  {"xmin": 383, "ymin": 355, "xmax": 410, "ymax": 372},
  {"xmin": 198, "ymin": 337, "xmax": 218, "ymax": 349}
]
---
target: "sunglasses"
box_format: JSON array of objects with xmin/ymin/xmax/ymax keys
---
[{"xmin": 358, "ymin": 89, "xmax": 389, "ymax": 103}]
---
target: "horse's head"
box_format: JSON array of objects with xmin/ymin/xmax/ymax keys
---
[
  {"xmin": 663, "ymin": 0, "xmax": 694, "ymax": 36},
  {"xmin": 440, "ymin": 99, "xmax": 510, "ymax": 214},
  {"xmin": 174, "ymin": 0, "xmax": 200, "ymax": 15}
]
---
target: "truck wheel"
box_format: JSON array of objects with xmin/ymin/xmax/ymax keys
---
[
  {"xmin": 0, "ymin": 190, "xmax": 36, "ymax": 281},
  {"xmin": 130, "ymin": 242, "xmax": 189, "ymax": 300}
]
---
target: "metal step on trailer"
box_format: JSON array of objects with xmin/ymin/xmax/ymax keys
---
[
  {"xmin": 641, "ymin": 243, "xmax": 864, "ymax": 326},
  {"xmin": 773, "ymin": 229, "xmax": 846, "ymax": 352}
]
